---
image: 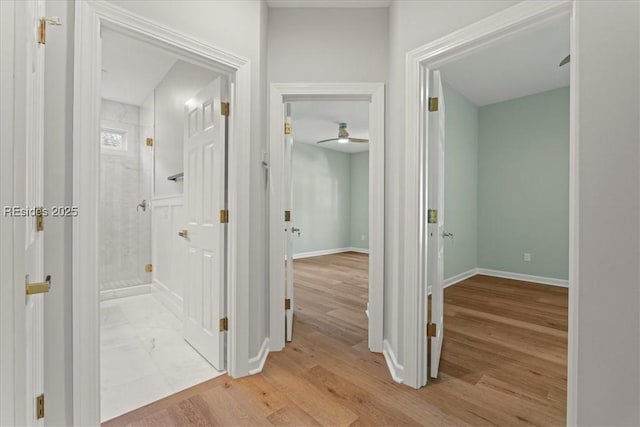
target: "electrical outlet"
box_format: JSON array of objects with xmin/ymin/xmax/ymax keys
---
[{"xmin": 523, "ymin": 253, "xmax": 531, "ymax": 262}]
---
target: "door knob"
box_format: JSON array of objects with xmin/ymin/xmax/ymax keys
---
[
  {"xmin": 442, "ymin": 232, "xmax": 454, "ymax": 238},
  {"xmin": 178, "ymin": 229, "xmax": 188, "ymax": 238},
  {"xmin": 291, "ymin": 227, "xmax": 301, "ymax": 237}
]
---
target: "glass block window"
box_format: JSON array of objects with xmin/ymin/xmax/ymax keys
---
[{"xmin": 100, "ymin": 128, "xmax": 127, "ymax": 151}]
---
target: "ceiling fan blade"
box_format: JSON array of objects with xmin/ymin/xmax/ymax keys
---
[
  {"xmin": 348, "ymin": 138, "xmax": 369, "ymax": 143},
  {"xmin": 316, "ymin": 138, "xmax": 338, "ymax": 144}
]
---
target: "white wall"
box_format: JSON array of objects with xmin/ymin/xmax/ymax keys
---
[
  {"xmin": 153, "ymin": 60, "xmax": 219, "ymax": 198},
  {"xmin": 574, "ymin": 2, "xmax": 640, "ymax": 424},
  {"xmin": 43, "ymin": 1, "xmax": 74, "ymax": 424},
  {"xmin": 267, "ymin": 7, "xmax": 389, "ymax": 83}
]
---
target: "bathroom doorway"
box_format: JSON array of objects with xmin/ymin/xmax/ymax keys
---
[{"xmin": 98, "ymin": 29, "xmax": 227, "ymax": 422}]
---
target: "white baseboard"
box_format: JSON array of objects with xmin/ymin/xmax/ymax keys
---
[
  {"xmin": 382, "ymin": 340, "xmax": 404, "ymax": 384},
  {"xmin": 476, "ymin": 268, "xmax": 568, "ymax": 288},
  {"xmin": 428, "ymin": 267, "xmax": 568, "ymax": 294},
  {"xmin": 249, "ymin": 338, "xmax": 270, "ymax": 375},
  {"xmin": 100, "ymin": 283, "xmax": 150, "ymax": 301},
  {"xmin": 151, "ymin": 280, "xmax": 183, "ymax": 318},
  {"xmin": 293, "ymin": 247, "xmax": 371, "ymax": 259},
  {"xmin": 443, "ymin": 268, "xmax": 478, "ymax": 288},
  {"xmin": 348, "ymin": 247, "xmax": 369, "ymax": 254}
]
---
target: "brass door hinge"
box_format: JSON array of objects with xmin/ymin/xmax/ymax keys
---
[
  {"xmin": 284, "ymin": 210, "xmax": 291, "ymax": 222},
  {"xmin": 146, "ymin": 137, "xmax": 154, "ymax": 147},
  {"xmin": 428, "ymin": 97, "xmax": 439, "ymax": 112},
  {"xmin": 284, "ymin": 122, "xmax": 291, "ymax": 135},
  {"xmin": 427, "ymin": 209, "xmax": 438, "ymax": 224},
  {"xmin": 35, "ymin": 207, "xmax": 44, "ymax": 232},
  {"xmin": 221, "ymin": 102, "xmax": 230, "ymax": 117},
  {"xmin": 285, "ymin": 298, "xmax": 291, "ymax": 310},
  {"xmin": 145, "ymin": 264, "xmax": 153, "ymax": 273},
  {"xmin": 219, "ymin": 317, "xmax": 228, "ymax": 332},
  {"xmin": 426, "ymin": 323, "xmax": 437, "ymax": 337},
  {"xmin": 25, "ymin": 275, "xmax": 51, "ymax": 296},
  {"xmin": 38, "ymin": 17, "xmax": 62, "ymax": 45},
  {"xmin": 220, "ymin": 209, "xmax": 229, "ymax": 223},
  {"xmin": 36, "ymin": 394, "xmax": 45, "ymax": 419}
]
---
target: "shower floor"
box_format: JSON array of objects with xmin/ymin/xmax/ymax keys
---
[{"xmin": 100, "ymin": 293, "xmax": 224, "ymax": 422}]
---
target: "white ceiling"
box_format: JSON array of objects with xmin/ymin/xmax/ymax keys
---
[
  {"xmin": 290, "ymin": 101, "xmax": 370, "ymax": 154},
  {"xmin": 101, "ymin": 30, "xmax": 178, "ymax": 106},
  {"xmin": 267, "ymin": 0, "xmax": 390, "ymax": 8},
  {"xmin": 440, "ymin": 16, "xmax": 570, "ymax": 106}
]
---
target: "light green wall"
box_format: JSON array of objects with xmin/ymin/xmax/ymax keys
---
[
  {"xmin": 292, "ymin": 143, "xmax": 351, "ymax": 254},
  {"xmin": 478, "ymin": 87, "xmax": 570, "ymax": 279},
  {"xmin": 350, "ymin": 151, "xmax": 369, "ymax": 249},
  {"xmin": 292, "ymin": 143, "xmax": 369, "ymax": 255},
  {"xmin": 443, "ymin": 83, "xmax": 479, "ymax": 279}
]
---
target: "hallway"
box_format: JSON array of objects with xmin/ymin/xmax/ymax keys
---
[{"xmin": 104, "ymin": 252, "xmax": 567, "ymax": 426}]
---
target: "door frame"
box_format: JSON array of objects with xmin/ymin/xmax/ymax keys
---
[
  {"xmin": 0, "ymin": 1, "xmax": 21, "ymax": 425},
  {"xmin": 268, "ymin": 82, "xmax": 385, "ymax": 353},
  {"xmin": 403, "ymin": 0, "xmax": 578, "ymax": 416},
  {"xmin": 72, "ymin": 2, "xmax": 251, "ymax": 425}
]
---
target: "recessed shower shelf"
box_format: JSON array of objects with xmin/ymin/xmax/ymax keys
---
[{"xmin": 167, "ymin": 172, "xmax": 184, "ymax": 182}]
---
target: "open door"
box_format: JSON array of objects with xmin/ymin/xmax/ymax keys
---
[
  {"xmin": 428, "ymin": 70, "xmax": 445, "ymax": 378},
  {"xmin": 23, "ymin": 1, "xmax": 47, "ymax": 424},
  {"xmin": 182, "ymin": 77, "xmax": 228, "ymax": 370},
  {"xmin": 284, "ymin": 110, "xmax": 295, "ymax": 342},
  {"xmin": 2, "ymin": 0, "xmax": 52, "ymax": 424}
]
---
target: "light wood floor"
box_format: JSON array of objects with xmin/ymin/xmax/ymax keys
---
[{"xmin": 104, "ymin": 252, "xmax": 568, "ymax": 426}]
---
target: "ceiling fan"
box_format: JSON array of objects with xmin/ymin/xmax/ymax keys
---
[{"xmin": 316, "ymin": 122, "xmax": 368, "ymax": 144}]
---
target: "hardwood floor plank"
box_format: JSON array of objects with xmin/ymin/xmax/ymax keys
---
[
  {"xmin": 103, "ymin": 252, "xmax": 567, "ymax": 426},
  {"xmin": 266, "ymin": 403, "xmax": 323, "ymax": 426}
]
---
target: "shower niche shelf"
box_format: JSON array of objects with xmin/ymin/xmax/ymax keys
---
[{"xmin": 167, "ymin": 172, "xmax": 184, "ymax": 182}]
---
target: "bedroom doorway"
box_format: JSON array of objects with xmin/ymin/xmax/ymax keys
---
[
  {"xmin": 284, "ymin": 101, "xmax": 371, "ymax": 346},
  {"xmin": 268, "ymin": 83, "xmax": 385, "ymax": 355}
]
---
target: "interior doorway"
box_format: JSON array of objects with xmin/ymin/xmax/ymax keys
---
[
  {"xmin": 420, "ymin": 11, "xmax": 571, "ymax": 424},
  {"xmin": 284, "ymin": 101, "xmax": 371, "ymax": 345},
  {"xmin": 71, "ymin": 3, "xmax": 251, "ymax": 423},
  {"xmin": 268, "ymin": 83, "xmax": 385, "ymax": 356},
  {"xmin": 98, "ymin": 28, "xmax": 230, "ymax": 422}
]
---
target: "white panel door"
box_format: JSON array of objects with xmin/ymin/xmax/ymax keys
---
[
  {"xmin": 182, "ymin": 77, "xmax": 227, "ymax": 370},
  {"xmin": 429, "ymin": 70, "xmax": 446, "ymax": 378},
  {"xmin": 15, "ymin": 0, "xmax": 47, "ymax": 424},
  {"xmin": 284, "ymin": 113, "xmax": 294, "ymax": 342}
]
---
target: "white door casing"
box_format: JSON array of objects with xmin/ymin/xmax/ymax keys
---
[
  {"xmin": 182, "ymin": 77, "xmax": 228, "ymax": 370},
  {"xmin": 428, "ymin": 70, "xmax": 445, "ymax": 378},
  {"xmin": 73, "ymin": 2, "xmax": 252, "ymax": 423},
  {"xmin": 284, "ymin": 112, "xmax": 294, "ymax": 342},
  {"xmin": 269, "ymin": 83, "xmax": 385, "ymax": 355},
  {"xmin": 404, "ymin": 0, "xmax": 574, "ymax": 393}
]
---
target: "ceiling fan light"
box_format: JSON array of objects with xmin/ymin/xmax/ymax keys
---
[{"xmin": 338, "ymin": 137, "xmax": 349, "ymax": 143}]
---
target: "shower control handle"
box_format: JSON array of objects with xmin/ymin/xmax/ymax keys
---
[
  {"xmin": 178, "ymin": 229, "xmax": 188, "ymax": 239},
  {"xmin": 137, "ymin": 200, "xmax": 147, "ymax": 212}
]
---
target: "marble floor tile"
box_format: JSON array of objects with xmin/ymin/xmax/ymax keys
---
[
  {"xmin": 101, "ymin": 374, "xmax": 172, "ymax": 422},
  {"xmin": 100, "ymin": 293, "xmax": 224, "ymax": 422}
]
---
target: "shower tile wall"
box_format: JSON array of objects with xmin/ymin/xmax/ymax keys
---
[{"xmin": 100, "ymin": 99, "xmax": 152, "ymax": 291}]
